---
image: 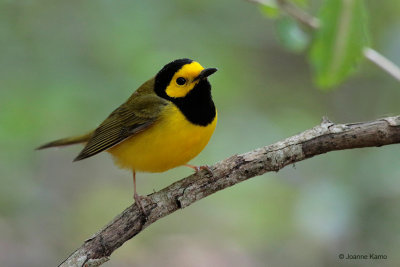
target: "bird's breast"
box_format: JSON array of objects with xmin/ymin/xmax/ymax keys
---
[{"xmin": 107, "ymin": 103, "xmax": 217, "ymax": 172}]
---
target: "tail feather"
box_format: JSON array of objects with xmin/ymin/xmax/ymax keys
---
[{"xmin": 36, "ymin": 132, "xmax": 92, "ymax": 150}]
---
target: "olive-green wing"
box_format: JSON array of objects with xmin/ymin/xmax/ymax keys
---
[{"xmin": 74, "ymin": 94, "xmax": 168, "ymax": 161}]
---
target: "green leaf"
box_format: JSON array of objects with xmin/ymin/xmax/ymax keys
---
[
  {"xmin": 258, "ymin": 0, "xmax": 309, "ymax": 19},
  {"xmin": 259, "ymin": 0, "xmax": 280, "ymax": 19},
  {"xmin": 276, "ymin": 16, "xmax": 309, "ymax": 53},
  {"xmin": 309, "ymin": 0, "xmax": 369, "ymax": 89},
  {"xmin": 289, "ymin": 0, "xmax": 309, "ymax": 7}
]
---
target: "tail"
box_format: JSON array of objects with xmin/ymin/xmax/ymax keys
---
[{"xmin": 36, "ymin": 132, "xmax": 93, "ymax": 150}]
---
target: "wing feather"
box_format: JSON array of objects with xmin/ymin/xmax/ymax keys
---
[{"xmin": 74, "ymin": 92, "xmax": 167, "ymax": 161}]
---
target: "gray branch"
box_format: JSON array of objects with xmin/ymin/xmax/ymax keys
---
[{"xmin": 59, "ymin": 115, "xmax": 400, "ymax": 266}]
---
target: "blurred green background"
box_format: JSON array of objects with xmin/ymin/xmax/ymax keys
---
[{"xmin": 1, "ymin": 0, "xmax": 400, "ymax": 266}]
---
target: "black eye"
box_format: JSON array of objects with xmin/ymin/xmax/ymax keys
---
[{"xmin": 176, "ymin": 77, "xmax": 186, "ymax": 85}]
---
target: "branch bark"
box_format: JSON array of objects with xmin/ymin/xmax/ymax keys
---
[{"xmin": 59, "ymin": 115, "xmax": 400, "ymax": 267}]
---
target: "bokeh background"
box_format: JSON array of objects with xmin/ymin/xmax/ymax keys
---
[{"xmin": 1, "ymin": 0, "xmax": 400, "ymax": 266}]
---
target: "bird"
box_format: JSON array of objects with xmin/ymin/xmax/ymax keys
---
[{"xmin": 37, "ymin": 58, "xmax": 218, "ymax": 212}]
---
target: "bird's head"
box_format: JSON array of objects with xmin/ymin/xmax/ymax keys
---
[{"xmin": 154, "ymin": 58, "xmax": 217, "ymax": 100}]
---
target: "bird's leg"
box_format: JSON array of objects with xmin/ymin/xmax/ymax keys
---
[
  {"xmin": 185, "ymin": 164, "xmax": 213, "ymax": 175},
  {"xmin": 132, "ymin": 170, "xmax": 146, "ymax": 214}
]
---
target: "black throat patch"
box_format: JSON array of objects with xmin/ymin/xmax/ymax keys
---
[{"xmin": 170, "ymin": 79, "xmax": 216, "ymax": 126}]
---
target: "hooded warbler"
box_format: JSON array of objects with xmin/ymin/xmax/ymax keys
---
[{"xmin": 38, "ymin": 58, "xmax": 218, "ymax": 212}]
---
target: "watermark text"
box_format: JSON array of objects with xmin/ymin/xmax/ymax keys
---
[{"xmin": 338, "ymin": 253, "xmax": 387, "ymax": 260}]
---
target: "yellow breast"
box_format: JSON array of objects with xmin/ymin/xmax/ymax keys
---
[{"xmin": 107, "ymin": 103, "xmax": 217, "ymax": 172}]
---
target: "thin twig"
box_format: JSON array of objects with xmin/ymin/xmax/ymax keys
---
[
  {"xmin": 363, "ymin": 47, "xmax": 400, "ymax": 82},
  {"xmin": 246, "ymin": 0, "xmax": 319, "ymax": 29},
  {"xmin": 276, "ymin": 0, "xmax": 319, "ymax": 28},
  {"xmin": 249, "ymin": 0, "xmax": 400, "ymax": 83},
  {"xmin": 60, "ymin": 115, "xmax": 400, "ymax": 266}
]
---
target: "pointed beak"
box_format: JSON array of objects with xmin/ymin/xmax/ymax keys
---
[{"xmin": 193, "ymin": 68, "xmax": 218, "ymax": 81}]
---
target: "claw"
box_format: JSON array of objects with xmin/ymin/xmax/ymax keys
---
[
  {"xmin": 185, "ymin": 164, "xmax": 214, "ymax": 176},
  {"xmin": 132, "ymin": 170, "xmax": 148, "ymax": 217},
  {"xmin": 134, "ymin": 192, "xmax": 146, "ymax": 214}
]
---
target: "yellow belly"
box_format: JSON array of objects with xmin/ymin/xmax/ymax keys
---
[{"xmin": 107, "ymin": 103, "xmax": 217, "ymax": 172}]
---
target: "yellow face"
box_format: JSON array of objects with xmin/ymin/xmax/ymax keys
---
[{"xmin": 165, "ymin": 61, "xmax": 205, "ymax": 98}]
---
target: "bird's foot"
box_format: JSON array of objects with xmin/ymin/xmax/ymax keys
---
[
  {"xmin": 133, "ymin": 192, "xmax": 148, "ymax": 217},
  {"xmin": 185, "ymin": 164, "xmax": 214, "ymax": 176}
]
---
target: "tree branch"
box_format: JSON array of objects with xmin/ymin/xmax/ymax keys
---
[
  {"xmin": 248, "ymin": 0, "xmax": 400, "ymax": 83},
  {"xmin": 275, "ymin": 0, "xmax": 320, "ymax": 29},
  {"xmin": 59, "ymin": 115, "xmax": 400, "ymax": 267},
  {"xmin": 363, "ymin": 47, "xmax": 400, "ymax": 82}
]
